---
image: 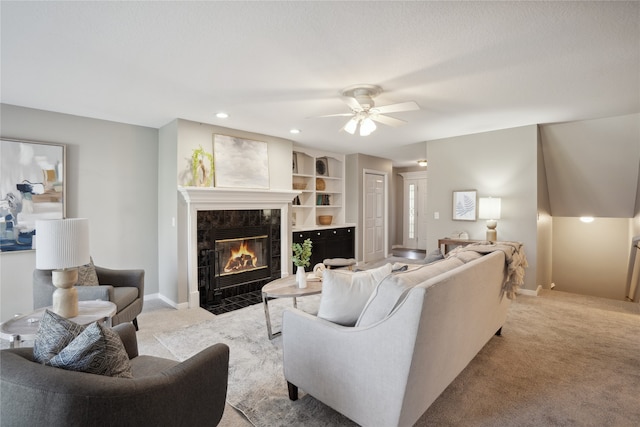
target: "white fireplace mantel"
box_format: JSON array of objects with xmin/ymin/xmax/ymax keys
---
[{"xmin": 178, "ymin": 186, "xmax": 299, "ymax": 308}]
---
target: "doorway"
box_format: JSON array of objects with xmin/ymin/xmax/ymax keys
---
[
  {"xmin": 364, "ymin": 171, "xmax": 387, "ymax": 262},
  {"xmin": 400, "ymin": 171, "xmax": 427, "ymax": 250}
]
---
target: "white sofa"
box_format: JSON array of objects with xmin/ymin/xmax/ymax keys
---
[{"xmin": 282, "ymin": 246, "xmax": 521, "ymax": 427}]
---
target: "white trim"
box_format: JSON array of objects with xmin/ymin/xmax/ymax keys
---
[
  {"xmin": 517, "ymin": 285, "xmax": 542, "ymax": 296},
  {"xmin": 178, "ymin": 186, "xmax": 299, "ymax": 309},
  {"xmin": 143, "ymin": 293, "xmax": 189, "ymax": 309}
]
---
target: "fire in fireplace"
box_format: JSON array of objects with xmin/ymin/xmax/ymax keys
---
[{"xmin": 219, "ymin": 235, "xmax": 268, "ymax": 275}]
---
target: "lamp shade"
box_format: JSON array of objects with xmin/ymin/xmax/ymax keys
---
[
  {"xmin": 36, "ymin": 218, "xmax": 90, "ymax": 269},
  {"xmin": 478, "ymin": 197, "xmax": 501, "ymax": 220}
]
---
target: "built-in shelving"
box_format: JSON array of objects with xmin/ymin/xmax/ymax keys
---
[{"xmin": 292, "ymin": 149, "xmax": 346, "ymax": 229}]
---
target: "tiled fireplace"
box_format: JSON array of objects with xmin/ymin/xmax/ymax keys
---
[
  {"xmin": 197, "ymin": 209, "xmax": 281, "ymax": 305},
  {"xmin": 178, "ymin": 187, "xmax": 298, "ymax": 309}
]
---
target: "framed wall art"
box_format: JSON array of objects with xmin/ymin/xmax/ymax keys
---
[
  {"xmin": 1, "ymin": 138, "xmax": 66, "ymax": 252},
  {"xmin": 213, "ymin": 134, "xmax": 269, "ymax": 189},
  {"xmin": 452, "ymin": 190, "xmax": 477, "ymax": 221}
]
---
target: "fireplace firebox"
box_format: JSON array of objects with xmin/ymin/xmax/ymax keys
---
[{"xmin": 197, "ymin": 209, "xmax": 281, "ymax": 305}]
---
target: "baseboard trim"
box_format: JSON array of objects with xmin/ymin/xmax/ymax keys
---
[
  {"xmin": 517, "ymin": 285, "xmax": 542, "ymax": 296},
  {"xmin": 144, "ymin": 293, "xmax": 188, "ymax": 309}
]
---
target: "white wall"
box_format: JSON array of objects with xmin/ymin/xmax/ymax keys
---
[
  {"xmin": 426, "ymin": 125, "xmax": 540, "ymax": 291},
  {"xmin": 552, "ymin": 217, "xmax": 631, "ymax": 300},
  {"xmin": 0, "ymin": 104, "xmax": 159, "ymax": 322}
]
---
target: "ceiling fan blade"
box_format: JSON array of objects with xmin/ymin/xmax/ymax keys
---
[
  {"xmin": 342, "ymin": 96, "xmax": 363, "ymax": 112},
  {"xmin": 374, "ymin": 101, "xmax": 419, "ymax": 114},
  {"xmin": 313, "ymin": 113, "xmax": 354, "ymax": 118},
  {"xmin": 370, "ymin": 114, "xmax": 407, "ymax": 127}
]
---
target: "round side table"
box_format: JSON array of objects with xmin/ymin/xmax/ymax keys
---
[{"xmin": 0, "ymin": 300, "xmax": 117, "ymax": 348}]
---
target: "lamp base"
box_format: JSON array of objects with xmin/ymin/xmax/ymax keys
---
[
  {"xmin": 51, "ymin": 269, "xmax": 79, "ymax": 318},
  {"xmin": 485, "ymin": 220, "xmax": 497, "ymax": 242}
]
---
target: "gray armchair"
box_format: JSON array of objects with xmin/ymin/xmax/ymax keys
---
[
  {"xmin": 34, "ymin": 265, "xmax": 144, "ymax": 329},
  {"xmin": 0, "ymin": 323, "xmax": 229, "ymax": 427}
]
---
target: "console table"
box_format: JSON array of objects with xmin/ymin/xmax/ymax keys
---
[{"xmin": 438, "ymin": 238, "xmax": 483, "ymax": 254}]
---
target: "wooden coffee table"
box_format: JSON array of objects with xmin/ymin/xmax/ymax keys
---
[{"xmin": 262, "ymin": 275, "xmax": 322, "ymax": 339}]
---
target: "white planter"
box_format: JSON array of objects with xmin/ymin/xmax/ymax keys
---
[{"xmin": 296, "ymin": 266, "xmax": 307, "ymax": 288}]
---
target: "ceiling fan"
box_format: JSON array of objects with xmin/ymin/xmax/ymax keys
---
[{"xmin": 318, "ymin": 84, "xmax": 420, "ymax": 136}]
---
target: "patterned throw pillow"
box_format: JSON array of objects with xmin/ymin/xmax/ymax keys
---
[
  {"xmin": 77, "ymin": 257, "xmax": 99, "ymax": 286},
  {"xmin": 33, "ymin": 310, "xmax": 133, "ymax": 378},
  {"xmin": 33, "ymin": 310, "xmax": 85, "ymax": 363}
]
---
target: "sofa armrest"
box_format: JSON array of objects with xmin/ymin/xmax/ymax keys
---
[
  {"xmin": 282, "ymin": 294, "xmax": 425, "ymax": 427},
  {"xmin": 95, "ymin": 266, "xmax": 144, "ymax": 295}
]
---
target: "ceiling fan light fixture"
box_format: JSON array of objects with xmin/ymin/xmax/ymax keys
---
[
  {"xmin": 344, "ymin": 117, "xmax": 358, "ymax": 135},
  {"xmin": 360, "ymin": 117, "xmax": 376, "ymax": 136}
]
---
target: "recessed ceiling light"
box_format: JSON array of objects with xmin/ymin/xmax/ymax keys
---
[
  {"xmin": 290, "ymin": 129, "xmax": 301, "ymax": 134},
  {"xmin": 216, "ymin": 112, "xmax": 229, "ymax": 119},
  {"xmin": 580, "ymin": 216, "xmax": 594, "ymax": 223},
  {"xmin": 417, "ymin": 160, "xmax": 428, "ymax": 167}
]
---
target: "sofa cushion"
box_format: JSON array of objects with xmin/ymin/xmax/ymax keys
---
[
  {"xmin": 317, "ymin": 264, "xmax": 393, "ymax": 326},
  {"xmin": 112, "ymin": 287, "xmax": 139, "ymax": 311},
  {"xmin": 450, "ymin": 250, "xmax": 483, "ymax": 264},
  {"xmin": 33, "ymin": 310, "xmax": 133, "ymax": 378},
  {"xmin": 356, "ymin": 257, "xmax": 465, "ymax": 327},
  {"xmin": 77, "ymin": 257, "xmax": 99, "ymax": 286}
]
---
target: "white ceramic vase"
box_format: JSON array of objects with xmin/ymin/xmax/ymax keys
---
[{"xmin": 296, "ymin": 266, "xmax": 307, "ymax": 288}]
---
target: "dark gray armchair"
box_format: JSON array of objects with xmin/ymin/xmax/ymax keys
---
[
  {"xmin": 1, "ymin": 323, "xmax": 229, "ymax": 427},
  {"xmin": 34, "ymin": 265, "xmax": 144, "ymax": 329}
]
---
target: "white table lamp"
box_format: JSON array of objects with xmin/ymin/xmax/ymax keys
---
[
  {"xmin": 36, "ymin": 218, "xmax": 90, "ymax": 318},
  {"xmin": 479, "ymin": 197, "xmax": 501, "ymax": 242}
]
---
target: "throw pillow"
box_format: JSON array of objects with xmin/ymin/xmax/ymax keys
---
[
  {"xmin": 77, "ymin": 257, "xmax": 99, "ymax": 286},
  {"xmin": 317, "ymin": 263, "xmax": 393, "ymax": 326},
  {"xmin": 33, "ymin": 310, "xmax": 85, "ymax": 363},
  {"xmin": 47, "ymin": 322, "xmax": 133, "ymax": 378},
  {"xmin": 33, "ymin": 310, "xmax": 133, "ymax": 378},
  {"xmin": 423, "ymin": 248, "xmax": 444, "ymax": 264},
  {"xmin": 356, "ymin": 257, "xmax": 465, "ymax": 327}
]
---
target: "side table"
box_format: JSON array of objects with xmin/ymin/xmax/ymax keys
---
[
  {"xmin": 261, "ymin": 275, "xmax": 322, "ymax": 340},
  {"xmin": 0, "ymin": 300, "xmax": 117, "ymax": 348}
]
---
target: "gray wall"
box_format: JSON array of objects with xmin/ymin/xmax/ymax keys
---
[
  {"xmin": 426, "ymin": 125, "xmax": 541, "ymax": 291},
  {"xmin": 0, "ymin": 104, "xmax": 159, "ymax": 322}
]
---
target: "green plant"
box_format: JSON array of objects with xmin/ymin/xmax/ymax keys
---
[
  {"xmin": 292, "ymin": 238, "xmax": 312, "ymax": 268},
  {"xmin": 191, "ymin": 146, "xmax": 214, "ymax": 187}
]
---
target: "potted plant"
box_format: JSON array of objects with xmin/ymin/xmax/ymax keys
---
[{"xmin": 292, "ymin": 238, "xmax": 312, "ymax": 288}]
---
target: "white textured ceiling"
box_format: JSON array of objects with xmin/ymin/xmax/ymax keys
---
[{"xmin": 1, "ymin": 1, "xmax": 639, "ymax": 166}]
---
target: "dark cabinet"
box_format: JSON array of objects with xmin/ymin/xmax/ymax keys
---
[{"xmin": 292, "ymin": 227, "xmax": 355, "ymax": 270}]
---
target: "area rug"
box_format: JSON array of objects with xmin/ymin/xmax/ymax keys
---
[{"xmin": 154, "ymin": 296, "xmax": 357, "ymax": 427}]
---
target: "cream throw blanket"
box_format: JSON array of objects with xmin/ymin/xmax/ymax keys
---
[{"xmin": 449, "ymin": 241, "xmax": 528, "ymax": 299}]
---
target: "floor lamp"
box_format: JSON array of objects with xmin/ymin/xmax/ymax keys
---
[
  {"xmin": 478, "ymin": 197, "xmax": 501, "ymax": 242},
  {"xmin": 36, "ymin": 218, "xmax": 90, "ymax": 318}
]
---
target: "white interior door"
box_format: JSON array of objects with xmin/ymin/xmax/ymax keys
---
[
  {"xmin": 364, "ymin": 172, "xmax": 386, "ymax": 262},
  {"xmin": 403, "ymin": 175, "xmax": 427, "ymax": 250}
]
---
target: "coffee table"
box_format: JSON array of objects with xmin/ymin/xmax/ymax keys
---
[
  {"xmin": 0, "ymin": 300, "xmax": 117, "ymax": 348},
  {"xmin": 262, "ymin": 274, "xmax": 322, "ymax": 339}
]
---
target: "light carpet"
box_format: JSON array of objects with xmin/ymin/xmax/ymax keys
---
[{"xmin": 154, "ymin": 291, "xmax": 640, "ymax": 427}]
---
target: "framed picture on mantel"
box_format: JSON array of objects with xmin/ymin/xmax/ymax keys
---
[
  {"xmin": 213, "ymin": 134, "xmax": 269, "ymax": 189},
  {"xmin": 452, "ymin": 190, "xmax": 477, "ymax": 221}
]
